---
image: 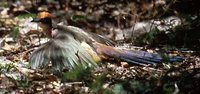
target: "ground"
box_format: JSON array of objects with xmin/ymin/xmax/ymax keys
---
[{"xmin": 0, "ymin": 0, "xmax": 200, "ymax": 94}]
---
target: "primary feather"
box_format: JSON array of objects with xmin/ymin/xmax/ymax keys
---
[{"xmin": 30, "ymin": 26, "xmax": 98, "ymax": 71}]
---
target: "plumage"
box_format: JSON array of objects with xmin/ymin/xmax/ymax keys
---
[
  {"xmin": 30, "ymin": 27, "xmax": 98, "ymax": 70},
  {"xmin": 30, "ymin": 12, "xmax": 182, "ymax": 71}
]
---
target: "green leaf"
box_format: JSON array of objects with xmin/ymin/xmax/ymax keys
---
[
  {"xmin": 11, "ymin": 27, "xmax": 19, "ymax": 40},
  {"xmin": 63, "ymin": 65, "xmax": 91, "ymax": 81},
  {"xmin": 17, "ymin": 13, "xmax": 36, "ymax": 19},
  {"xmin": 71, "ymin": 15, "xmax": 86, "ymax": 22},
  {"xmin": 112, "ymin": 84, "xmax": 127, "ymax": 94}
]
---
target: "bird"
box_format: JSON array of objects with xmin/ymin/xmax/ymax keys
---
[{"xmin": 29, "ymin": 11, "xmax": 182, "ymax": 71}]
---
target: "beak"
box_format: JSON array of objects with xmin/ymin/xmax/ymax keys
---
[{"xmin": 31, "ymin": 18, "xmax": 41, "ymax": 22}]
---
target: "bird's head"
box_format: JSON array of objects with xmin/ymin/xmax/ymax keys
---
[{"xmin": 32, "ymin": 11, "xmax": 53, "ymax": 37}]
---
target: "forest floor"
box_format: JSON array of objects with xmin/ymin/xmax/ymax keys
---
[{"xmin": 0, "ymin": 0, "xmax": 199, "ymax": 94}]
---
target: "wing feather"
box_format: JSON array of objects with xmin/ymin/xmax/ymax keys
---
[{"xmin": 29, "ymin": 32, "xmax": 97, "ymax": 71}]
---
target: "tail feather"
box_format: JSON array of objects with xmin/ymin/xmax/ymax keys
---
[
  {"xmin": 93, "ymin": 42, "xmax": 163, "ymax": 65},
  {"xmin": 108, "ymin": 49, "xmax": 163, "ymax": 65},
  {"xmin": 117, "ymin": 50, "xmax": 163, "ymax": 65},
  {"xmin": 97, "ymin": 44, "xmax": 183, "ymax": 65}
]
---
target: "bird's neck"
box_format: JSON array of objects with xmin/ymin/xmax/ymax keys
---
[{"xmin": 40, "ymin": 23, "xmax": 53, "ymax": 38}]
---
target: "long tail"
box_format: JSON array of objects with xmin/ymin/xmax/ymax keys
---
[{"xmin": 93, "ymin": 43, "xmax": 182, "ymax": 65}]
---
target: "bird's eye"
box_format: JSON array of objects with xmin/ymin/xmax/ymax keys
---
[{"xmin": 39, "ymin": 18, "xmax": 51, "ymax": 24}]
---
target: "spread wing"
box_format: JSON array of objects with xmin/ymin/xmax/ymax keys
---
[
  {"xmin": 56, "ymin": 25, "xmax": 115, "ymax": 46},
  {"xmin": 29, "ymin": 33, "xmax": 97, "ymax": 71}
]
